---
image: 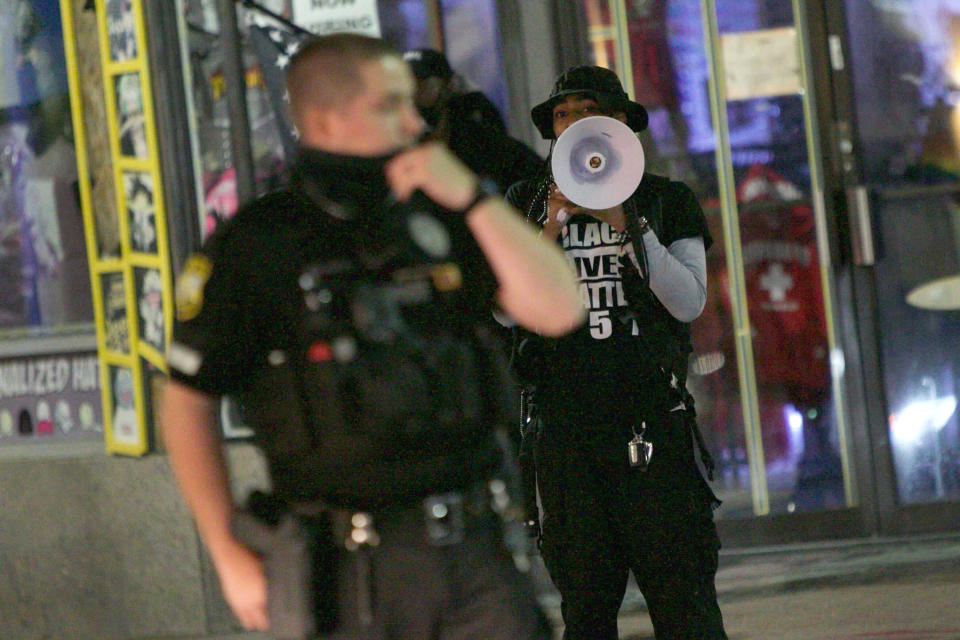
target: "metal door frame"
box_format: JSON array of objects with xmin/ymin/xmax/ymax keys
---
[
  {"xmin": 808, "ymin": 0, "xmax": 960, "ymax": 536},
  {"xmin": 555, "ymin": 0, "xmax": 890, "ymax": 547},
  {"xmin": 704, "ymin": 0, "xmax": 870, "ymax": 545}
]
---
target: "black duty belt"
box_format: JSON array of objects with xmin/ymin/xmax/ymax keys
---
[
  {"xmin": 292, "ymin": 481, "xmax": 504, "ymax": 629},
  {"xmin": 294, "ymin": 480, "xmax": 500, "ymax": 549}
]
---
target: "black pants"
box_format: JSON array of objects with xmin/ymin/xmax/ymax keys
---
[
  {"xmin": 324, "ymin": 508, "xmax": 551, "ymax": 640},
  {"xmin": 535, "ymin": 411, "xmax": 728, "ymax": 640}
]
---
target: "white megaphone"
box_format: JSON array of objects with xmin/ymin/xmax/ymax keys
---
[{"xmin": 551, "ymin": 115, "xmax": 645, "ymax": 210}]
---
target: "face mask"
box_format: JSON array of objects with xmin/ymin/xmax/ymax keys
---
[
  {"xmin": 417, "ymin": 105, "xmax": 441, "ymax": 128},
  {"xmin": 296, "ymin": 147, "xmax": 396, "ymax": 219},
  {"xmin": 296, "ymin": 147, "xmax": 414, "ymax": 264}
]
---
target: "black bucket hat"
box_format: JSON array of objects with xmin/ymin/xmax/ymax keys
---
[{"xmin": 531, "ymin": 65, "xmax": 649, "ymax": 139}]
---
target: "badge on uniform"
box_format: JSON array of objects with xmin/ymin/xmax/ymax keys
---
[
  {"xmin": 408, "ymin": 212, "xmax": 451, "ymax": 258},
  {"xmin": 175, "ymin": 253, "xmax": 213, "ymax": 321},
  {"xmin": 628, "ymin": 422, "xmax": 653, "ymax": 471}
]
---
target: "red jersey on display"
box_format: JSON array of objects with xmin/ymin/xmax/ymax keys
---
[{"xmin": 734, "ymin": 165, "xmax": 830, "ymax": 393}]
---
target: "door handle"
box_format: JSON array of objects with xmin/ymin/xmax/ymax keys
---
[{"xmin": 847, "ymin": 185, "xmax": 875, "ymax": 266}]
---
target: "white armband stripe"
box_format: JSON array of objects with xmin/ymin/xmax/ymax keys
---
[{"xmin": 167, "ymin": 342, "xmax": 203, "ymax": 376}]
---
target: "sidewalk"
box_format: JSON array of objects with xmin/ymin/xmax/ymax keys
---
[
  {"xmin": 186, "ymin": 533, "xmax": 960, "ymax": 640},
  {"xmin": 606, "ymin": 533, "xmax": 960, "ymax": 640}
]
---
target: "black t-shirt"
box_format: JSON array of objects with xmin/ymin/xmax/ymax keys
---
[
  {"xmin": 169, "ymin": 186, "xmax": 503, "ymax": 507},
  {"xmin": 507, "ymin": 173, "xmax": 711, "ymax": 427}
]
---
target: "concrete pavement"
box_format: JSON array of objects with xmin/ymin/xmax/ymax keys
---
[
  {"xmin": 175, "ymin": 533, "xmax": 960, "ymax": 640},
  {"xmin": 602, "ymin": 533, "xmax": 960, "ymax": 640}
]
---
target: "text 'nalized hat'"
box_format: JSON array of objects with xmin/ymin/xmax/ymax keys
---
[{"xmin": 531, "ymin": 66, "xmax": 649, "ymax": 139}]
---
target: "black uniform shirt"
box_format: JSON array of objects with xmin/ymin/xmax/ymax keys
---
[{"xmin": 168, "ymin": 183, "xmax": 503, "ymax": 506}]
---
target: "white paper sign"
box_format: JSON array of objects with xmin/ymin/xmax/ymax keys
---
[
  {"xmin": 722, "ymin": 27, "xmax": 802, "ymax": 101},
  {"xmin": 292, "ymin": 0, "xmax": 381, "ymax": 37}
]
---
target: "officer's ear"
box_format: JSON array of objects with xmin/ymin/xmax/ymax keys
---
[
  {"xmin": 300, "ymin": 105, "xmax": 347, "ymax": 147},
  {"xmin": 611, "ymin": 111, "xmax": 628, "ymax": 125},
  {"xmin": 307, "ymin": 106, "xmax": 335, "ymax": 136}
]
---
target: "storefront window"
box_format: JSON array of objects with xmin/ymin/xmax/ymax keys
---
[
  {"xmin": 439, "ymin": 0, "xmax": 508, "ymax": 120},
  {"xmin": 0, "ymin": 0, "xmax": 103, "ymax": 450},
  {"xmin": 846, "ymin": 0, "xmax": 960, "ymax": 186},
  {"xmin": 845, "ymin": 0, "xmax": 960, "ymax": 504},
  {"xmin": 0, "ymin": 0, "xmax": 93, "ymax": 334},
  {"xmin": 579, "ymin": 0, "xmax": 852, "ymax": 517},
  {"xmin": 181, "ymin": 0, "xmax": 435, "ymax": 234},
  {"xmin": 582, "ymin": 0, "xmax": 761, "ymax": 513}
]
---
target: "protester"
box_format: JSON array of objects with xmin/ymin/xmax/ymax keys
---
[{"xmin": 508, "ymin": 65, "xmax": 728, "ymax": 639}]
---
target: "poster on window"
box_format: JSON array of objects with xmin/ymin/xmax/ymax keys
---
[
  {"xmin": 115, "ymin": 72, "xmax": 148, "ymax": 158},
  {"xmin": 134, "ymin": 266, "xmax": 164, "ymax": 353},
  {"xmin": 0, "ymin": 351, "xmax": 103, "ymax": 445},
  {"xmin": 291, "ymin": 0, "xmax": 381, "ymax": 37},
  {"xmin": 107, "ymin": 364, "xmax": 139, "ymax": 446},
  {"xmin": 721, "ymin": 28, "xmax": 801, "ymax": 101},
  {"xmin": 101, "ymin": 271, "xmax": 129, "ymax": 354},
  {"xmin": 123, "ymin": 170, "xmax": 156, "ymax": 253},
  {"xmin": 106, "ymin": 0, "xmax": 138, "ymax": 62},
  {"xmin": 191, "ymin": 48, "xmax": 288, "ymax": 237},
  {"xmin": 0, "ymin": 118, "xmax": 32, "ymax": 328},
  {"xmin": 0, "ymin": 0, "xmax": 93, "ymax": 331}
]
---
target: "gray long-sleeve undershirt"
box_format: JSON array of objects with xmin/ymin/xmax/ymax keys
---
[{"xmin": 624, "ymin": 231, "xmax": 707, "ymax": 323}]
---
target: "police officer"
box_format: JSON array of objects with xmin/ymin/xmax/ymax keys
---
[
  {"xmin": 161, "ymin": 34, "xmax": 584, "ymax": 639},
  {"xmin": 507, "ymin": 66, "xmax": 728, "ymax": 639}
]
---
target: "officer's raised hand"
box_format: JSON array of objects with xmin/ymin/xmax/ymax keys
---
[{"xmin": 386, "ymin": 141, "xmax": 481, "ymax": 212}]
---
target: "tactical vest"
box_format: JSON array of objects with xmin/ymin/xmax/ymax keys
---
[{"xmin": 238, "ymin": 194, "xmax": 507, "ymax": 509}]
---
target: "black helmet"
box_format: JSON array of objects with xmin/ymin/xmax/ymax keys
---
[{"xmin": 530, "ymin": 66, "xmax": 648, "ymax": 139}]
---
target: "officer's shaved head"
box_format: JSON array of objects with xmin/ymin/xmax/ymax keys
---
[{"xmin": 286, "ymin": 34, "xmax": 400, "ymax": 127}]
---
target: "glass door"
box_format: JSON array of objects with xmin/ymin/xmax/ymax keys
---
[
  {"xmin": 575, "ymin": 0, "xmax": 864, "ymax": 543},
  {"xmin": 839, "ymin": 0, "xmax": 960, "ymax": 533}
]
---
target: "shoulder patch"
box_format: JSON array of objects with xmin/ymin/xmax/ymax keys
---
[
  {"xmin": 175, "ymin": 253, "xmax": 213, "ymax": 321},
  {"xmin": 167, "ymin": 342, "xmax": 203, "ymax": 376}
]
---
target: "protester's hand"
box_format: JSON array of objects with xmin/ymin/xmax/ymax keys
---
[
  {"xmin": 540, "ymin": 182, "xmax": 585, "ymax": 240},
  {"xmin": 386, "ymin": 142, "xmax": 478, "ymax": 212},
  {"xmin": 548, "ymin": 183, "xmax": 625, "ymax": 232},
  {"xmin": 547, "ymin": 182, "xmax": 586, "ymax": 227},
  {"xmin": 214, "ymin": 539, "xmax": 269, "ymax": 631},
  {"xmin": 546, "ymin": 182, "xmax": 583, "ymax": 227}
]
